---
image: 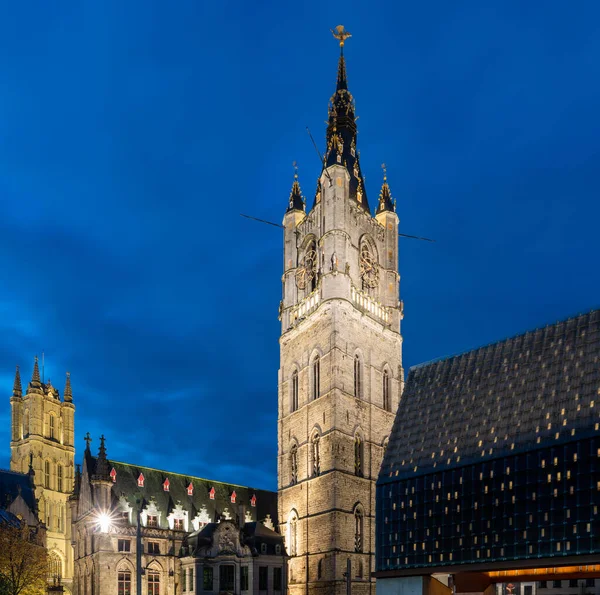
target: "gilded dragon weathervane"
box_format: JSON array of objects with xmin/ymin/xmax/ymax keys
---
[{"xmin": 331, "ymin": 24, "xmax": 351, "ymax": 47}]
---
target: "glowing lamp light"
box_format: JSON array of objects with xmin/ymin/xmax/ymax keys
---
[{"xmin": 97, "ymin": 512, "xmax": 112, "ymax": 533}]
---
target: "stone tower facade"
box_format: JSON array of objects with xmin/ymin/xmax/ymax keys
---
[
  {"xmin": 10, "ymin": 357, "xmax": 76, "ymax": 593},
  {"xmin": 277, "ymin": 27, "xmax": 403, "ymax": 595}
]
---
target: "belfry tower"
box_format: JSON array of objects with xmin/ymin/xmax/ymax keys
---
[
  {"xmin": 277, "ymin": 27, "xmax": 403, "ymax": 595},
  {"xmin": 10, "ymin": 357, "xmax": 75, "ymax": 592}
]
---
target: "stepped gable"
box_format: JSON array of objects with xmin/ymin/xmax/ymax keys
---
[
  {"xmin": 380, "ymin": 309, "xmax": 600, "ymax": 484},
  {"xmin": 88, "ymin": 458, "xmax": 278, "ymax": 527}
]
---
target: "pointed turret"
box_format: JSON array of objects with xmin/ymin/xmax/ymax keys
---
[
  {"xmin": 93, "ymin": 434, "xmax": 110, "ymax": 481},
  {"xmin": 64, "ymin": 372, "xmax": 73, "ymax": 402},
  {"xmin": 376, "ymin": 164, "xmax": 395, "ymax": 215},
  {"xmin": 325, "ymin": 26, "xmax": 369, "ymax": 212},
  {"xmin": 12, "ymin": 366, "xmax": 22, "ymax": 398},
  {"xmin": 31, "ymin": 356, "xmax": 41, "ymax": 384},
  {"xmin": 287, "ymin": 164, "xmax": 305, "ymax": 213}
]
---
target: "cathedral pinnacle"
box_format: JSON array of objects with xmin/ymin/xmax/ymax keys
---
[
  {"xmin": 31, "ymin": 356, "xmax": 41, "ymax": 385},
  {"xmin": 286, "ymin": 162, "xmax": 305, "ymax": 212},
  {"xmin": 12, "ymin": 365, "xmax": 22, "ymax": 398},
  {"xmin": 376, "ymin": 163, "xmax": 395, "ymax": 214},
  {"xmin": 64, "ymin": 371, "xmax": 73, "ymax": 402}
]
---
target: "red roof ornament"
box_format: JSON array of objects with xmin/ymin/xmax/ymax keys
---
[
  {"xmin": 250, "ymin": 494, "xmax": 257, "ymax": 507},
  {"xmin": 231, "ymin": 490, "xmax": 237, "ymax": 504},
  {"xmin": 163, "ymin": 477, "xmax": 170, "ymax": 492},
  {"xmin": 209, "ymin": 486, "xmax": 215, "ymax": 500},
  {"xmin": 187, "ymin": 482, "xmax": 193, "ymax": 496},
  {"xmin": 110, "ymin": 467, "xmax": 117, "ymax": 483},
  {"xmin": 137, "ymin": 473, "xmax": 144, "ymax": 487}
]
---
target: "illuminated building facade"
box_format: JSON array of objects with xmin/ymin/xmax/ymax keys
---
[
  {"xmin": 278, "ymin": 26, "xmax": 402, "ymax": 595},
  {"xmin": 9, "ymin": 357, "xmax": 75, "ymax": 592},
  {"xmin": 70, "ymin": 436, "xmax": 283, "ymax": 594}
]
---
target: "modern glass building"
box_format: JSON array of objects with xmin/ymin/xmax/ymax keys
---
[{"xmin": 376, "ymin": 310, "xmax": 600, "ymax": 583}]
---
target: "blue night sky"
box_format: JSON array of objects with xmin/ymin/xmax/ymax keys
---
[{"xmin": 1, "ymin": 2, "xmax": 599, "ymax": 490}]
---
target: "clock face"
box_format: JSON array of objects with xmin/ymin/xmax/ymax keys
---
[
  {"xmin": 296, "ymin": 248, "xmax": 317, "ymax": 289},
  {"xmin": 360, "ymin": 244, "xmax": 379, "ymax": 289}
]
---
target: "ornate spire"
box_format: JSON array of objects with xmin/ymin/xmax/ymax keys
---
[
  {"xmin": 31, "ymin": 356, "xmax": 41, "ymax": 385},
  {"xmin": 84, "ymin": 432, "xmax": 92, "ymax": 453},
  {"xmin": 325, "ymin": 26, "xmax": 370, "ymax": 212},
  {"xmin": 287, "ymin": 162, "xmax": 305, "ymax": 212},
  {"xmin": 12, "ymin": 366, "xmax": 22, "ymax": 398},
  {"xmin": 376, "ymin": 163, "xmax": 395, "ymax": 214},
  {"xmin": 64, "ymin": 372, "xmax": 72, "ymax": 402},
  {"xmin": 93, "ymin": 434, "xmax": 110, "ymax": 480}
]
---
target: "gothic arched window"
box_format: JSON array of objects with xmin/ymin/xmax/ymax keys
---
[
  {"xmin": 290, "ymin": 444, "xmax": 298, "ymax": 486},
  {"xmin": 383, "ymin": 369, "xmax": 390, "ymax": 411},
  {"xmin": 117, "ymin": 569, "xmax": 131, "ymax": 595},
  {"xmin": 289, "ymin": 513, "xmax": 298, "ymax": 557},
  {"xmin": 44, "ymin": 460, "xmax": 51, "ymax": 489},
  {"xmin": 354, "ymin": 506, "xmax": 364, "ymax": 553},
  {"xmin": 23, "ymin": 409, "xmax": 29, "ymax": 438},
  {"xmin": 317, "ymin": 559, "xmax": 323, "ymax": 580},
  {"xmin": 312, "ymin": 355, "xmax": 320, "ymax": 400},
  {"xmin": 354, "ymin": 435, "xmax": 363, "ymax": 477},
  {"xmin": 49, "ymin": 414, "xmax": 56, "ymax": 440},
  {"xmin": 48, "ymin": 552, "xmax": 62, "ymax": 584},
  {"xmin": 57, "ymin": 464, "xmax": 63, "ymax": 493},
  {"xmin": 291, "ymin": 370, "xmax": 299, "ymax": 412},
  {"xmin": 312, "ymin": 433, "xmax": 321, "ymax": 477},
  {"xmin": 354, "ymin": 355, "xmax": 362, "ymax": 399}
]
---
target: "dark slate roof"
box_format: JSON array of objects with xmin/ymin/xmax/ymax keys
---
[
  {"xmin": 0, "ymin": 469, "xmax": 36, "ymax": 512},
  {"xmin": 379, "ymin": 309, "xmax": 600, "ymax": 485},
  {"xmin": 87, "ymin": 457, "xmax": 278, "ymax": 529}
]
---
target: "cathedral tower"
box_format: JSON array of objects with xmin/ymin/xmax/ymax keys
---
[
  {"xmin": 277, "ymin": 27, "xmax": 403, "ymax": 595},
  {"xmin": 10, "ymin": 358, "xmax": 76, "ymax": 592}
]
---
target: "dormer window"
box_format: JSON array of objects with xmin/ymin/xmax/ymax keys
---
[
  {"xmin": 138, "ymin": 473, "xmax": 145, "ymax": 488},
  {"xmin": 231, "ymin": 490, "xmax": 237, "ymax": 504},
  {"xmin": 110, "ymin": 468, "xmax": 117, "ymax": 483},
  {"xmin": 163, "ymin": 478, "xmax": 170, "ymax": 492},
  {"xmin": 174, "ymin": 518, "xmax": 184, "ymax": 531},
  {"xmin": 209, "ymin": 487, "xmax": 215, "ymax": 500},
  {"xmin": 147, "ymin": 515, "xmax": 158, "ymax": 528},
  {"xmin": 251, "ymin": 494, "xmax": 257, "ymax": 507},
  {"xmin": 261, "ymin": 543, "xmax": 267, "ymax": 554},
  {"xmin": 187, "ymin": 482, "xmax": 193, "ymax": 496}
]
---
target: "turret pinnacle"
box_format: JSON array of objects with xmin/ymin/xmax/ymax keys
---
[
  {"xmin": 325, "ymin": 26, "xmax": 369, "ymax": 212},
  {"xmin": 287, "ymin": 164, "xmax": 305, "ymax": 213},
  {"xmin": 31, "ymin": 356, "xmax": 41, "ymax": 385},
  {"xmin": 376, "ymin": 164, "xmax": 395, "ymax": 215},
  {"xmin": 64, "ymin": 372, "xmax": 72, "ymax": 402},
  {"xmin": 12, "ymin": 366, "xmax": 22, "ymax": 398},
  {"xmin": 93, "ymin": 434, "xmax": 110, "ymax": 481}
]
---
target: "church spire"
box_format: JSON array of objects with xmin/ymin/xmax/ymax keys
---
[
  {"xmin": 64, "ymin": 372, "xmax": 73, "ymax": 402},
  {"xmin": 12, "ymin": 366, "xmax": 22, "ymax": 398},
  {"xmin": 287, "ymin": 163, "xmax": 305, "ymax": 212},
  {"xmin": 325, "ymin": 26, "xmax": 369, "ymax": 212},
  {"xmin": 376, "ymin": 163, "xmax": 395, "ymax": 214}
]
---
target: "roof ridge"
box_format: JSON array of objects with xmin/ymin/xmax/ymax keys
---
[
  {"xmin": 411, "ymin": 306, "xmax": 599, "ymax": 371},
  {"xmin": 109, "ymin": 460, "xmax": 269, "ymax": 491}
]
